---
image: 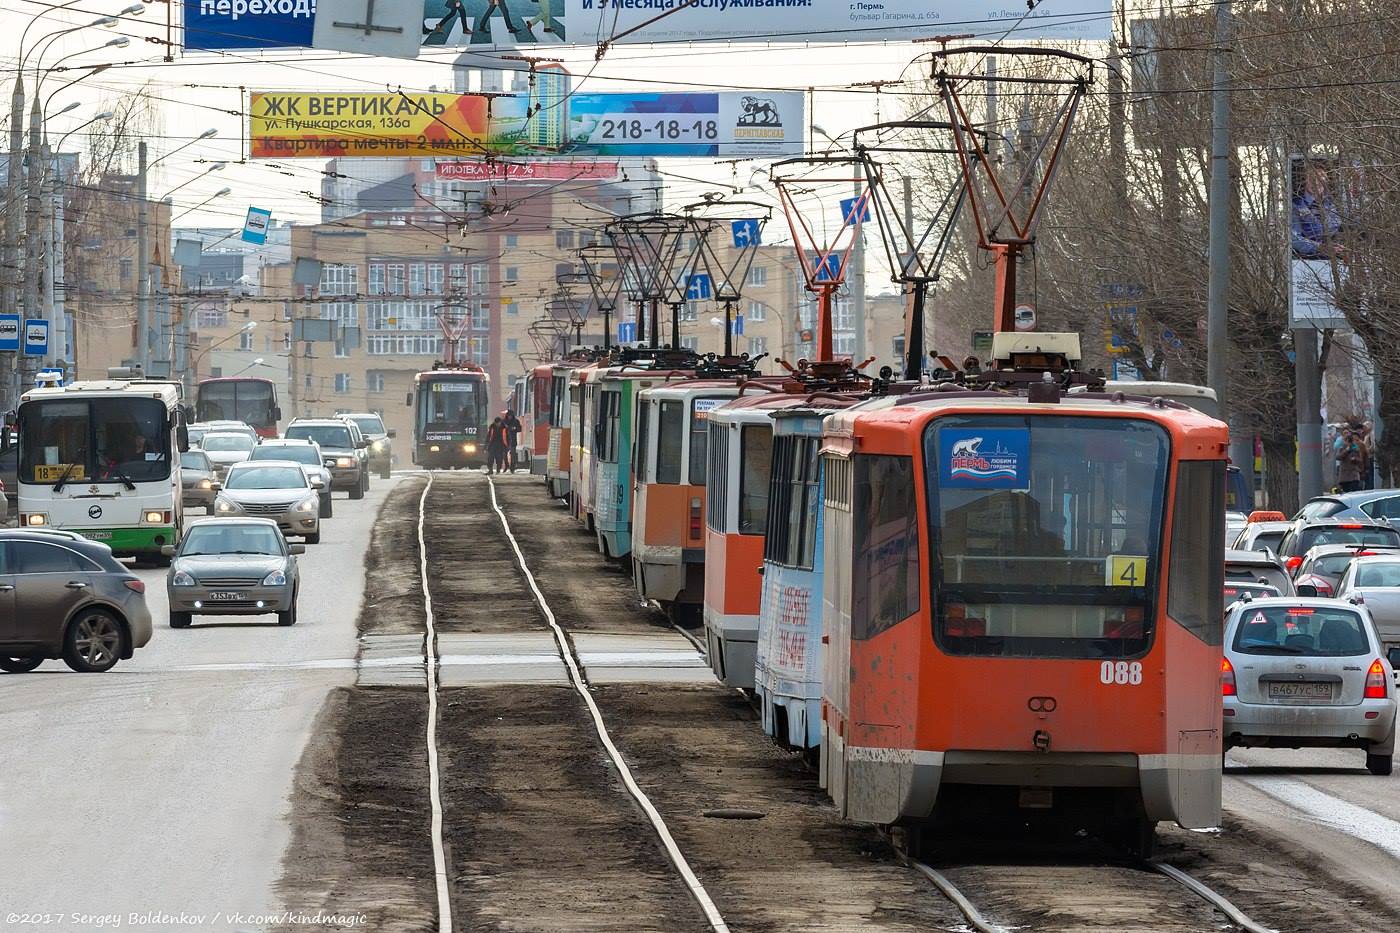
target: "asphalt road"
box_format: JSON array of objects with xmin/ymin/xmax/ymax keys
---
[{"xmin": 0, "ymin": 479, "xmax": 395, "ymax": 932}]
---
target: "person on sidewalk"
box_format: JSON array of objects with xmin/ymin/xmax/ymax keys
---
[{"xmin": 485, "ymin": 416, "xmax": 508, "ymax": 475}]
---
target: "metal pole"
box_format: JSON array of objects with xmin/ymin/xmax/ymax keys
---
[
  {"xmin": 1206, "ymin": 0, "xmax": 1232, "ymax": 419},
  {"xmin": 41, "ymin": 144, "xmax": 58, "ymax": 369},
  {"xmin": 723, "ymin": 301, "xmax": 733, "ymax": 357},
  {"xmin": 648, "ymin": 297, "xmax": 659, "ymax": 349},
  {"xmin": 136, "ymin": 141, "xmax": 150, "ymax": 372},
  {"xmin": 1296, "ymin": 326, "xmax": 1324, "ymax": 500},
  {"xmin": 3, "ymin": 75, "xmax": 24, "ymax": 410},
  {"xmin": 50, "ymin": 159, "xmax": 65, "ymax": 373},
  {"xmin": 23, "ymin": 98, "xmax": 43, "ymax": 386},
  {"xmin": 902, "ymin": 176, "xmax": 922, "ymax": 380},
  {"xmin": 851, "ymin": 179, "xmax": 866, "ymax": 363}
]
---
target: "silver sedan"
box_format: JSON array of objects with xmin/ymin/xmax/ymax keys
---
[
  {"xmin": 1223, "ymin": 596, "xmax": 1396, "ymax": 775},
  {"xmin": 164, "ymin": 518, "xmax": 303, "ymax": 627},
  {"xmin": 214, "ymin": 461, "xmax": 322, "ymax": 544}
]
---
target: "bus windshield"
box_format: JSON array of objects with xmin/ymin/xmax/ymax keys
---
[
  {"xmin": 198, "ymin": 380, "xmax": 275, "ymax": 429},
  {"xmin": 420, "ymin": 380, "xmax": 482, "ymax": 430},
  {"xmin": 926, "ymin": 415, "xmax": 1169, "ymax": 659},
  {"xmin": 19, "ymin": 397, "xmax": 171, "ymax": 485}
]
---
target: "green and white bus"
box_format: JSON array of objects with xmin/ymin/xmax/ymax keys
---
[{"xmin": 16, "ymin": 379, "xmax": 185, "ymax": 558}]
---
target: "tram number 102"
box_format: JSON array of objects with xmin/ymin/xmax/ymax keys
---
[{"xmin": 1100, "ymin": 660, "xmax": 1144, "ymax": 685}]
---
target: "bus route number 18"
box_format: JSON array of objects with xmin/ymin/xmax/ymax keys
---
[{"xmin": 1100, "ymin": 660, "xmax": 1143, "ymax": 685}]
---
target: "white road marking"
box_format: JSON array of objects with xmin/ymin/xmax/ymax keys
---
[
  {"xmin": 487, "ymin": 476, "xmax": 731, "ymax": 933},
  {"xmin": 1243, "ymin": 776, "xmax": 1400, "ymax": 860}
]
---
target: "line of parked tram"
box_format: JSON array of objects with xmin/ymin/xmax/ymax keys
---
[{"xmin": 519, "ymin": 332, "xmax": 1245, "ymax": 855}]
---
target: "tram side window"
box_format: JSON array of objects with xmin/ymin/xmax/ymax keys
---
[
  {"xmin": 689, "ymin": 399, "xmax": 722, "ymax": 485},
  {"xmin": 706, "ymin": 421, "xmax": 729, "ymax": 532},
  {"xmin": 656, "ymin": 400, "xmax": 683, "ymax": 484},
  {"xmin": 1168, "ymin": 460, "xmax": 1225, "ymax": 645},
  {"xmin": 600, "ymin": 392, "xmax": 620, "ymax": 462},
  {"xmin": 852, "ymin": 455, "xmax": 920, "ymax": 641},
  {"xmin": 635, "ymin": 399, "xmax": 651, "ymax": 478},
  {"xmin": 739, "ymin": 424, "xmax": 773, "ymax": 536},
  {"xmin": 764, "ymin": 436, "xmax": 796, "ymax": 563},
  {"xmin": 782, "ymin": 438, "xmax": 820, "ymax": 569}
]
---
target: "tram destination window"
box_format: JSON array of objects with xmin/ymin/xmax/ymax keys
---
[
  {"xmin": 739, "ymin": 424, "xmax": 773, "ymax": 536},
  {"xmin": 1168, "ymin": 460, "xmax": 1225, "ymax": 645},
  {"xmin": 656, "ymin": 400, "xmax": 683, "ymax": 484},
  {"xmin": 690, "ymin": 398, "xmax": 725, "ymax": 485},
  {"xmin": 852, "ymin": 455, "xmax": 920, "ymax": 640},
  {"xmin": 926, "ymin": 416, "xmax": 1169, "ymax": 659}
]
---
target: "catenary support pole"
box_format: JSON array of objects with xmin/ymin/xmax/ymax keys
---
[
  {"xmin": 1206, "ymin": 1, "xmax": 1232, "ymax": 426},
  {"xmin": 1296, "ymin": 326, "xmax": 1325, "ymax": 501},
  {"xmin": 851, "ymin": 179, "xmax": 866, "ymax": 363},
  {"xmin": 3, "ymin": 75, "xmax": 24, "ymax": 410},
  {"xmin": 136, "ymin": 140, "xmax": 150, "ymax": 371}
]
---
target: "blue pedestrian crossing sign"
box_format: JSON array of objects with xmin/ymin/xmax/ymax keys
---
[
  {"xmin": 618, "ymin": 321, "xmax": 637, "ymax": 344},
  {"xmin": 731, "ymin": 219, "xmax": 761, "ymax": 248},
  {"xmin": 840, "ymin": 195, "xmax": 871, "ymax": 226},
  {"xmin": 0, "ymin": 314, "xmax": 18, "ymax": 352},
  {"xmin": 814, "ymin": 253, "xmax": 843, "ymax": 283},
  {"xmin": 23, "ymin": 319, "xmax": 48, "ymax": 356},
  {"xmin": 686, "ymin": 274, "xmax": 712, "ymax": 301}
]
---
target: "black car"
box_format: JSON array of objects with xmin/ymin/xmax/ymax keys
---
[{"xmin": 1275, "ymin": 518, "xmax": 1400, "ymax": 574}]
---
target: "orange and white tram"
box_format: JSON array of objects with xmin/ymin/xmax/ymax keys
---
[{"xmin": 819, "ymin": 334, "xmax": 1229, "ymax": 853}]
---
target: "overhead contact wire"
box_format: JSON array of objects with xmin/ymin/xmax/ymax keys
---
[{"xmin": 485, "ymin": 476, "xmax": 730, "ymax": 933}]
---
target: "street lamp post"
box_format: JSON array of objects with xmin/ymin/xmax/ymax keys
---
[{"xmin": 187, "ymin": 321, "xmax": 256, "ymax": 392}]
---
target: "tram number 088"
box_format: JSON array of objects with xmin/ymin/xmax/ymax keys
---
[{"xmin": 1100, "ymin": 660, "xmax": 1143, "ymax": 685}]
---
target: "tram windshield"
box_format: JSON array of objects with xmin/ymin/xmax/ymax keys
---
[
  {"xmin": 926, "ymin": 415, "xmax": 1169, "ymax": 659},
  {"xmin": 419, "ymin": 379, "xmax": 484, "ymax": 432},
  {"xmin": 19, "ymin": 398, "xmax": 171, "ymax": 485}
]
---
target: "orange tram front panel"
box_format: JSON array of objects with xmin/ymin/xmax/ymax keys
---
[{"xmin": 820, "ymin": 393, "xmax": 1229, "ymax": 836}]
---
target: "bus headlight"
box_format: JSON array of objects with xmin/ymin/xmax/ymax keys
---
[
  {"xmin": 172, "ymin": 570, "xmax": 196, "ymax": 587},
  {"xmin": 143, "ymin": 510, "xmax": 170, "ymax": 524},
  {"xmin": 24, "ymin": 513, "xmax": 48, "ymax": 526},
  {"xmin": 336, "ymin": 456, "xmax": 354, "ymax": 468}
]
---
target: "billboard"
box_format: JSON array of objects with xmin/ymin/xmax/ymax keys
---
[
  {"xmin": 248, "ymin": 92, "xmax": 491, "ymax": 159},
  {"xmin": 307, "ymin": 0, "xmax": 1108, "ymax": 57},
  {"xmin": 1289, "ymin": 155, "xmax": 1352, "ymax": 331},
  {"xmin": 250, "ymin": 90, "xmax": 804, "ymax": 158},
  {"xmin": 184, "ymin": 0, "xmax": 316, "ymax": 50}
]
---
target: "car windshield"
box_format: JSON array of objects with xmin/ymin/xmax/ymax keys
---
[
  {"xmin": 1299, "ymin": 526, "xmax": 1400, "ymax": 551},
  {"xmin": 18, "ymin": 397, "xmax": 171, "ymax": 485},
  {"xmin": 348, "ymin": 415, "xmax": 384, "ymax": 435},
  {"xmin": 286, "ymin": 425, "xmax": 352, "ymax": 449},
  {"xmin": 225, "ymin": 465, "xmax": 307, "ymax": 490},
  {"xmin": 202, "ymin": 434, "xmax": 255, "ymax": 452},
  {"xmin": 251, "ymin": 445, "xmax": 318, "ymax": 466},
  {"xmin": 1355, "ymin": 562, "xmax": 1400, "ymax": 588},
  {"xmin": 181, "ymin": 524, "xmax": 284, "ymax": 556},
  {"xmin": 1233, "ymin": 605, "xmax": 1370, "ymax": 656},
  {"xmin": 180, "ymin": 452, "xmax": 212, "ymax": 471},
  {"xmin": 197, "ymin": 380, "xmax": 275, "ymax": 429}
]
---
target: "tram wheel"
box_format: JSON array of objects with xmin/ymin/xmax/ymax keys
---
[{"xmin": 1119, "ymin": 817, "xmax": 1157, "ymax": 859}]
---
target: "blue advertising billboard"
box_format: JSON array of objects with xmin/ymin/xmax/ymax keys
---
[{"xmin": 184, "ymin": 0, "xmax": 315, "ymax": 50}]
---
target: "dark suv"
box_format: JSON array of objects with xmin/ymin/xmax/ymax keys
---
[
  {"xmin": 342, "ymin": 412, "xmax": 393, "ymax": 479},
  {"xmin": 0, "ymin": 530, "xmax": 154, "ymax": 673},
  {"xmin": 284, "ymin": 419, "xmax": 367, "ymax": 500},
  {"xmin": 1275, "ymin": 518, "xmax": 1400, "ymax": 574}
]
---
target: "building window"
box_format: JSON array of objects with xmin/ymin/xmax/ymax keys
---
[
  {"xmin": 119, "ymin": 258, "xmax": 133, "ymax": 281},
  {"xmin": 334, "ymin": 337, "xmax": 349, "ymax": 358},
  {"xmin": 320, "ymin": 263, "xmax": 358, "ymax": 297},
  {"xmin": 470, "ymin": 336, "xmax": 488, "ymax": 365},
  {"xmin": 195, "ymin": 307, "xmax": 228, "ymax": 329},
  {"xmin": 369, "ymin": 372, "xmax": 386, "ymax": 393},
  {"xmin": 472, "ymin": 302, "xmax": 489, "ymax": 331},
  {"xmin": 334, "ymin": 373, "xmax": 352, "ymax": 393},
  {"xmin": 283, "ymin": 333, "xmax": 292, "ymax": 351},
  {"xmin": 409, "ymin": 263, "xmax": 426, "ymax": 295},
  {"xmin": 833, "ymin": 294, "xmax": 854, "ymax": 331},
  {"xmin": 833, "ymin": 333, "xmax": 855, "ymax": 356},
  {"xmin": 555, "ymin": 230, "xmax": 574, "ymax": 249},
  {"xmin": 747, "ymin": 336, "xmax": 767, "ymax": 356},
  {"xmin": 238, "ymin": 331, "xmax": 253, "ymax": 351},
  {"xmin": 748, "ymin": 266, "xmax": 768, "ymax": 287},
  {"xmin": 448, "ymin": 263, "xmax": 467, "ymax": 293},
  {"xmin": 321, "ymin": 302, "xmax": 359, "ymax": 326},
  {"xmin": 304, "ymin": 374, "xmax": 313, "ymax": 388},
  {"xmin": 386, "ymin": 264, "xmax": 405, "ymax": 295},
  {"xmin": 681, "ymin": 302, "xmax": 699, "ymax": 322},
  {"xmin": 680, "ymin": 336, "xmax": 698, "ymax": 351},
  {"xmin": 470, "ymin": 264, "xmax": 487, "ymax": 296},
  {"xmin": 506, "ymin": 337, "xmax": 519, "ymax": 353},
  {"xmin": 427, "ymin": 264, "xmax": 444, "ymax": 295},
  {"xmin": 368, "ymin": 264, "xmax": 385, "ymax": 295},
  {"xmin": 505, "ymin": 266, "xmax": 518, "ymax": 282},
  {"xmin": 747, "ymin": 300, "xmax": 766, "ymax": 322},
  {"xmin": 505, "ymin": 234, "xmax": 518, "ymax": 248},
  {"xmin": 505, "ymin": 300, "xmax": 518, "ymax": 316}
]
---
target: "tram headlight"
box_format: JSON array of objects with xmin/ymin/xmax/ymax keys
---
[
  {"xmin": 172, "ymin": 570, "xmax": 196, "ymax": 587},
  {"xmin": 429, "ymin": 445, "xmax": 441, "ymax": 452},
  {"xmin": 24, "ymin": 513, "xmax": 48, "ymax": 526},
  {"xmin": 463, "ymin": 443, "xmax": 477, "ymax": 454}
]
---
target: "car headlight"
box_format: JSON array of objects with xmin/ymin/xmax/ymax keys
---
[
  {"xmin": 336, "ymin": 456, "xmax": 354, "ymax": 468},
  {"xmin": 198, "ymin": 479, "xmax": 212, "ymax": 490},
  {"xmin": 262, "ymin": 570, "xmax": 287, "ymax": 586},
  {"xmin": 216, "ymin": 498, "xmax": 238, "ymax": 513},
  {"xmin": 296, "ymin": 496, "xmax": 318, "ymax": 513},
  {"xmin": 373, "ymin": 439, "xmax": 387, "ymax": 450},
  {"xmin": 172, "ymin": 569, "xmax": 196, "ymax": 587}
]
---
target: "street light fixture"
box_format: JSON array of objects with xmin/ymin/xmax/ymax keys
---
[
  {"xmin": 161, "ymin": 162, "xmax": 228, "ymax": 201},
  {"xmin": 56, "ymin": 110, "xmax": 114, "ymax": 151},
  {"xmin": 170, "ymin": 185, "xmax": 232, "ymax": 223},
  {"xmin": 150, "ymin": 128, "xmax": 220, "ymax": 170},
  {"xmin": 231, "ymin": 358, "xmax": 266, "ymax": 377}
]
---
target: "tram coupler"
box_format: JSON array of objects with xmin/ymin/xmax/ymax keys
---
[{"xmin": 1033, "ymin": 729, "xmax": 1052, "ymax": 752}]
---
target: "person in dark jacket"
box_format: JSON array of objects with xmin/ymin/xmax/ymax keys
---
[
  {"xmin": 503, "ymin": 408, "xmax": 523, "ymax": 472},
  {"xmin": 485, "ymin": 416, "xmax": 508, "ymax": 475}
]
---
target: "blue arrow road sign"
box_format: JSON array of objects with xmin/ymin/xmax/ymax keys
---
[
  {"xmin": 840, "ymin": 195, "xmax": 870, "ymax": 226},
  {"xmin": 618, "ymin": 321, "xmax": 637, "ymax": 344},
  {"xmin": 814, "ymin": 253, "xmax": 843, "ymax": 282},
  {"xmin": 0, "ymin": 314, "xmax": 19, "ymax": 352},
  {"xmin": 686, "ymin": 274, "xmax": 712, "ymax": 301},
  {"xmin": 732, "ymin": 314, "xmax": 744, "ymax": 336},
  {"xmin": 23, "ymin": 318, "xmax": 48, "ymax": 356},
  {"xmin": 731, "ymin": 219, "xmax": 761, "ymax": 248}
]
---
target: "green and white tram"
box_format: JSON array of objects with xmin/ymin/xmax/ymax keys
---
[{"xmin": 16, "ymin": 379, "xmax": 185, "ymax": 558}]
